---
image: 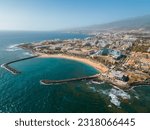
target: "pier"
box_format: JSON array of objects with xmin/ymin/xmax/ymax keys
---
[
  {"xmin": 40, "ymin": 73, "xmax": 101, "ymax": 85},
  {"xmin": 1, "ymin": 55, "xmax": 39, "ymax": 75}
]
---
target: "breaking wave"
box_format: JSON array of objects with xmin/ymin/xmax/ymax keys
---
[
  {"xmin": 89, "ymin": 86, "xmax": 97, "ymax": 92},
  {"xmin": 23, "ymin": 52, "xmax": 33, "ymax": 56},
  {"xmin": 6, "ymin": 43, "xmax": 24, "ymax": 52},
  {"xmin": 87, "ymin": 80, "xmax": 104, "ymax": 85},
  {"xmin": 91, "ymin": 80, "xmax": 104, "ymax": 85},
  {"xmin": 100, "ymin": 88, "xmax": 131, "ymax": 107},
  {"xmin": 88, "ymin": 85, "xmax": 131, "ymax": 107}
]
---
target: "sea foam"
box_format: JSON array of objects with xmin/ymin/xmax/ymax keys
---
[
  {"xmin": 23, "ymin": 52, "xmax": 33, "ymax": 56},
  {"xmin": 101, "ymin": 88, "xmax": 131, "ymax": 107},
  {"xmin": 6, "ymin": 43, "xmax": 24, "ymax": 52}
]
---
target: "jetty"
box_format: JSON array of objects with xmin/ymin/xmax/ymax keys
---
[
  {"xmin": 40, "ymin": 73, "xmax": 101, "ymax": 85},
  {"xmin": 1, "ymin": 55, "xmax": 39, "ymax": 75},
  {"xmin": 1, "ymin": 64, "xmax": 21, "ymax": 75}
]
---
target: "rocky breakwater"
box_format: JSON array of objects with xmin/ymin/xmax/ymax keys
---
[{"xmin": 1, "ymin": 55, "xmax": 39, "ymax": 75}]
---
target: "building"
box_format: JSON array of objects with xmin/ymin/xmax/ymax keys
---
[
  {"xmin": 111, "ymin": 70, "xmax": 129, "ymax": 82},
  {"xmin": 97, "ymin": 39, "xmax": 110, "ymax": 48},
  {"xmin": 94, "ymin": 48, "xmax": 126, "ymax": 60}
]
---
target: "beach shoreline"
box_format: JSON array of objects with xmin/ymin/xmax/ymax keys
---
[
  {"xmin": 18, "ymin": 48, "xmax": 148, "ymax": 89},
  {"xmin": 38, "ymin": 53, "xmax": 109, "ymax": 73},
  {"xmin": 36, "ymin": 53, "xmax": 131, "ymax": 89}
]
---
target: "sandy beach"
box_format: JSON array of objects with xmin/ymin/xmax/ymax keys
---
[{"xmin": 38, "ymin": 53, "xmax": 108, "ymax": 73}]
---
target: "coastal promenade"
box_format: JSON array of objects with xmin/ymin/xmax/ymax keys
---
[
  {"xmin": 1, "ymin": 55, "xmax": 39, "ymax": 75},
  {"xmin": 40, "ymin": 73, "xmax": 101, "ymax": 85}
]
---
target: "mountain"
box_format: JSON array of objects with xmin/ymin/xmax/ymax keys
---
[{"xmin": 76, "ymin": 15, "xmax": 150, "ymax": 32}]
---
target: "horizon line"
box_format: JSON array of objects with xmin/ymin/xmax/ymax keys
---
[{"xmin": 0, "ymin": 14, "xmax": 150, "ymax": 32}]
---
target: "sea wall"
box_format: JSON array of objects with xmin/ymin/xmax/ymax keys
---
[{"xmin": 1, "ymin": 55, "xmax": 39, "ymax": 75}]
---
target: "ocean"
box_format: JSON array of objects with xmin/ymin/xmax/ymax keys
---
[{"xmin": 0, "ymin": 31, "xmax": 150, "ymax": 113}]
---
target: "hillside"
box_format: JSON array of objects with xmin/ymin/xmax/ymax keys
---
[{"xmin": 77, "ymin": 15, "xmax": 150, "ymax": 32}]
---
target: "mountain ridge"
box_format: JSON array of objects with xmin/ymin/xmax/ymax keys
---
[{"xmin": 72, "ymin": 15, "xmax": 150, "ymax": 32}]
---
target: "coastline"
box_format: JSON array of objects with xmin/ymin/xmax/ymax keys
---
[
  {"xmin": 35, "ymin": 53, "xmax": 150, "ymax": 89},
  {"xmin": 37, "ymin": 53, "xmax": 130, "ymax": 89},
  {"xmin": 6, "ymin": 42, "xmax": 149, "ymax": 90},
  {"xmin": 38, "ymin": 53, "xmax": 109, "ymax": 73}
]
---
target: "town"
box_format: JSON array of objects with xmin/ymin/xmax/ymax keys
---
[{"xmin": 19, "ymin": 30, "xmax": 150, "ymax": 89}]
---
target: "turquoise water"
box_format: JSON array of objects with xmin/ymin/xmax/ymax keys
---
[{"xmin": 0, "ymin": 31, "xmax": 150, "ymax": 113}]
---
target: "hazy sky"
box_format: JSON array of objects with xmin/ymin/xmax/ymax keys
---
[{"xmin": 0, "ymin": 0, "xmax": 150, "ymax": 31}]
